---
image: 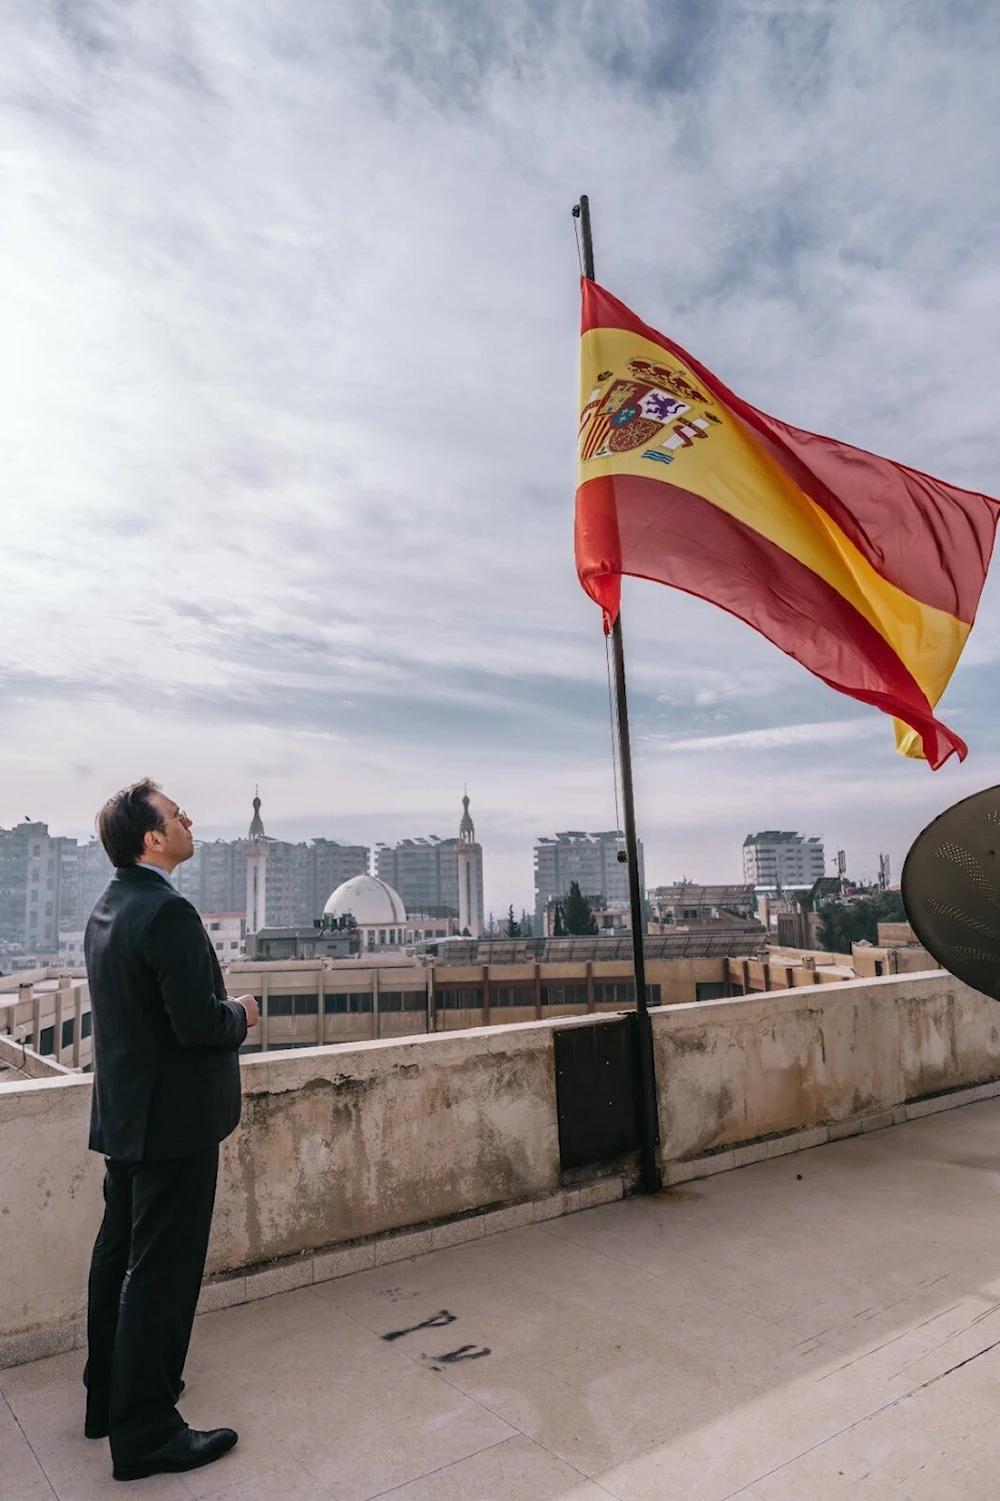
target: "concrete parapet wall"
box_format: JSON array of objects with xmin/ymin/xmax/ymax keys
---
[
  {"xmin": 211, "ymin": 1025, "xmax": 560, "ymax": 1271},
  {"xmin": 3, "ymin": 968, "xmax": 999, "ymax": 1367},
  {"xmin": 0, "ymin": 1021, "xmax": 563, "ymax": 1365},
  {"xmin": 653, "ymin": 970, "xmax": 1000, "ymax": 1160}
]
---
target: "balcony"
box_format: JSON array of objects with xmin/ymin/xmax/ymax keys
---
[{"xmin": 4, "ymin": 970, "xmax": 1000, "ymax": 1498}]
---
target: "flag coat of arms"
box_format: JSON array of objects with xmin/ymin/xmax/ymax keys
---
[{"xmin": 575, "ymin": 279, "xmax": 1000, "ymax": 769}]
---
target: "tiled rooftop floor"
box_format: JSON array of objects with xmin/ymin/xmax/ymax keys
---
[{"xmin": 8, "ymin": 1098, "xmax": 1000, "ymax": 1500}]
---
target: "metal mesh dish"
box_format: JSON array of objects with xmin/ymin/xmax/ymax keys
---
[{"xmin": 902, "ymin": 786, "xmax": 1000, "ymax": 1001}]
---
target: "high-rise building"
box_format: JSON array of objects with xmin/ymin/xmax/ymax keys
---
[
  {"xmin": 172, "ymin": 839, "xmax": 242, "ymax": 914},
  {"xmin": 376, "ymin": 796, "xmax": 485, "ymax": 931},
  {"xmin": 308, "ymin": 837, "xmax": 372, "ymax": 915},
  {"xmin": 533, "ymin": 831, "xmax": 642, "ymax": 932},
  {"xmin": 742, "ymin": 831, "xmax": 825, "ymax": 890},
  {"xmin": 172, "ymin": 799, "xmax": 369, "ymax": 928},
  {"xmin": 0, "ymin": 822, "xmax": 81, "ymax": 955},
  {"xmin": 57, "ymin": 838, "xmax": 113, "ymax": 931}
]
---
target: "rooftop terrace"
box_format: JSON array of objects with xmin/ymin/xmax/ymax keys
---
[
  {"xmin": 6, "ymin": 969, "xmax": 1000, "ymax": 1498},
  {"xmin": 6, "ymin": 1096, "xmax": 1000, "ymax": 1500}
]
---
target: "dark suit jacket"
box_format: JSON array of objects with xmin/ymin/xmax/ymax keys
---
[{"xmin": 85, "ymin": 864, "xmax": 248, "ymax": 1161}]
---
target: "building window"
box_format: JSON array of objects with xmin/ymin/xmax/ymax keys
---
[
  {"xmin": 209, "ymin": 922, "xmax": 220, "ymax": 931},
  {"xmin": 268, "ymin": 995, "xmax": 293, "ymax": 1016},
  {"xmin": 378, "ymin": 930, "xmax": 386, "ymax": 945},
  {"xmin": 292, "ymin": 994, "xmax": 318, "ymax": 1015},
  {"xmin": 61, "ymin": 1017, "xmax": 75, "ymax": 1048},
  {"xmin": 592, "ymin": 982, "xmax": 661, "ymax": 1007},
  {"xmin": 491, "ymin": 986, "xmax": 535, "ymax": 1008},
  {"xmin": 436, "ymin": 988, "xmax": 483, "ymax": 1010},
  {"xmin": 379, "ymin": 992, "xmax": 426, "ymax": 1013},
  {"xmin": 695, "ymin": 982, "xmax": 727, "ymax": 1002},
  {"xmin": 81, "ymin": 1012, "xmax": 92, "ymax": 1039},
  {"xmin": 230, "ymin": 941, "xmax": 239, "ymax": 949},
  {"xmin": 215, "ymin": 942, "xmax": 224, "ymax": 951},
  {"xmin": 324, "ymin": 993, "xmax": 374, "ymax": 1014},
  {"xmin": 541, "ymin": 984, "xmax": 588, "ymax": 1007},
  {"xmin": 39, "ymin": 1026, "xmax": 54, "ymax": 1055}
]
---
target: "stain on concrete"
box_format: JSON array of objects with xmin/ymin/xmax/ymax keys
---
[
  {"xmin": 382, "ymin": 1310, "xmax": 456, "ymax": 1342},
  {"xmin": 430, "ymin": 1343, "xmax": 491, "ymax": 1364}
]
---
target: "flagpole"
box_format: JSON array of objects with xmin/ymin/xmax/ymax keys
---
[{"xmin": 573, "ymin": 194, "xmax": 660, "ymax": 1195}]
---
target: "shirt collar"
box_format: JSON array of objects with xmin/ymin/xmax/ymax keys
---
[{"xmin": 135, "ymin": 862, "xmax": 176, "ymax": 887}]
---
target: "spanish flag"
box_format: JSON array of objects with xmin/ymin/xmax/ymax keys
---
[{"xmin": 575, "ymin": 280, "xmax": 1000, "ymax": 769}]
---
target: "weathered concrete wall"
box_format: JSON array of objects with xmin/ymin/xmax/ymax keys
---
[
  {"xmin": 0, "ymin": 1076, "xmax": 98, "ymax": 1347},
  {"xmin": 654, "ymin": 971, "xmax": 1000, "ymax": 1160},
  {"xmin": 210, "ymin": 1024, "xmax": 559, "ymax": 1272},
  {"xmin": 0, "ymin": 1020, "xmax": 560, "ymax": 1356}
]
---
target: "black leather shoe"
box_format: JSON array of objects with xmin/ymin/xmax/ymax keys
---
[
  {"xmin": 86, "ymin": 1381, "xmax": 185, "ymax": 1440},
  {"xmin": 113, "ymin": 1425, "xmax": 237, "ymax": 1481}
]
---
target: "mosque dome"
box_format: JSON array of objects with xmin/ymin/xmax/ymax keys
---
[{"xmin": 323, "ymin": 874, "xmax": 407, "ymax": 926}]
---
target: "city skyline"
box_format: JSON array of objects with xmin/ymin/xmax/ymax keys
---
[
  {"xmin": 5, "ymin": 7, "xmax": 1000, "ymax": 923},
  {"xmin": 0, "ymin": 788, "xmax": 906, "ymax": 928}
]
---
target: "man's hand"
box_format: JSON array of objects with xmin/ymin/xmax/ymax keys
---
[{"xmin": 235, "ymin": 994, "xmax": 259, "ymax": 1028}]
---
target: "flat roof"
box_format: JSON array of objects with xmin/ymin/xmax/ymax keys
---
[{"xmin": 6, "ymin": 1098, "xmax": 1000, "ymax": 1495}]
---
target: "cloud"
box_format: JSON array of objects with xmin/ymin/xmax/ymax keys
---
[
  {"xmin": 647, "ymin": 719, "xmax": 884, "ymax": 754},
  {"xmin": 3, "ymin": 0, "xmax": 1000, "ymax": 914}
]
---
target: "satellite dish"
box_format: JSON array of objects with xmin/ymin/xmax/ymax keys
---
[{"xmin": 901, "ymin": 785, "xmax": 1000, "ymax": 1001}]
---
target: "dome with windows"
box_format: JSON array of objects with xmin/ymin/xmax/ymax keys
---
[{"xmin": 323, "ymin": 874, "xmax": 406, "ymax": 926}]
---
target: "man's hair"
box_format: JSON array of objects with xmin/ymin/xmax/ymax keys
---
[{"xmin": 96, "ymin": 779, "xmax": 164, "ymax": 868}]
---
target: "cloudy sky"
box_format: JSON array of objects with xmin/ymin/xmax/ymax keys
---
[{"xmin": 4, "ymin": 1, "xmax": 1000, "ymax": 917}]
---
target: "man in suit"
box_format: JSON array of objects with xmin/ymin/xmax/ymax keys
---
[{"xmin": 83, "ymin": 778, "xmax": 259, "ymax": 1483}]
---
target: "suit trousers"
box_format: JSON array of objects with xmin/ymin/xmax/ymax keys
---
[{"xmin": 85, "ymin": 1143, "xmax": 219, "ymax": 1463}]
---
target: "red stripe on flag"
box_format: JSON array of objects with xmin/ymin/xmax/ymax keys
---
[{"xmin": 575, "ymin": 473, "xmax": 966, "ymax": 769}]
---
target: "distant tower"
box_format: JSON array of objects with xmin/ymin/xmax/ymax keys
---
[
  {"xmin": 456, "ymin": 792, "xmax": 484, "ymax": 939},
  {"xmin": 245, "ymin": 789, "xmax": 268, "ymax": 936}
]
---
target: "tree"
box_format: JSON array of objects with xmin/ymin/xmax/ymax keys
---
[
  {"xmin": 563, "ymin": 881, "xmax": 599, "ymax": 936},
  {"xmin": 519, "ymin": 910, "xmax": 534, "ymax": 937},
  {"xmin": 552, "ymin": 903, "xmax": 565, "ymax": 936},
  {"xmin": 817, "ymin": 890, "xmax": 906, "ymax": 952},
  {"xmin": 505, "ymin": 905, "xmax": 521, "ymax": 938}
]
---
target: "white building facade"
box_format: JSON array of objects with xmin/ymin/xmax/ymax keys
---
[
  {"xmin": 202, "ymin": 912, "xmax": 247, "ymax": 960},
  {"xmin": 742, "ymin": 831, "xmax": 825, "ymax": 890}
]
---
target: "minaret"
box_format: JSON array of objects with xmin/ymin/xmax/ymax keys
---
[
  {"xmin": 456, "ymin": 791, "xmax": 483, "ymax": 938},
  {"xmin": 245, "ymin": 788, "xmax": 268, "ymax": 936}
]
